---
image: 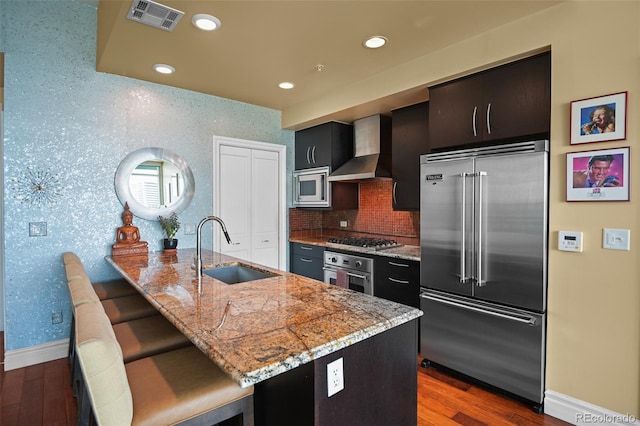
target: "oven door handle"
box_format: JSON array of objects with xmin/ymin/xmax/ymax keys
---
[
  {"xmin": 322, "ymin": 267, "xmax": 368, "ymax": 281},
  {"xmin": 346, "ymin": 272, "xmax": 367, "ymax": 280}
]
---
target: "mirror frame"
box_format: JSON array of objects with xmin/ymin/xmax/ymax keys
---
[{"xmin": 115, "ymin": 147, "xmax": 195, "ymax": 221}]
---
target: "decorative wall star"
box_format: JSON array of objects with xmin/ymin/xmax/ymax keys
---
[{"xmin": 12, "ymin": 167, "xmax": 63, "ymax": 207}]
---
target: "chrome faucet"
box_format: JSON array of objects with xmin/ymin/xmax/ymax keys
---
[{"xmin": 195, "ymin": 216, "xmax": 232, "ymax": 278}]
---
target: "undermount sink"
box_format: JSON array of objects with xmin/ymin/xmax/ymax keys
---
[{"xmin": 203, "ymin": 263, "xmax": 278, "ymax": 284}]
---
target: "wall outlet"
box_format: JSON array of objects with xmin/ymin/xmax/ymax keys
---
[
  {"xmin": 184, "ymin": 223, "xmax": 196, "ymax": 235},
  {"xmin": 327, "ymin": 357, "xmax": 344, "ymax": 397},
  {"xmin": 340, "ymin": 221, "xmax": 348, "ymax": 228},
  {"xmin": 51, "ymin": 310, "xmax": 63, "ymax": 324}
]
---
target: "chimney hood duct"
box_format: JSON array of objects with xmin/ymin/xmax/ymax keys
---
[{"xmin": 328, "ymin": 115, "xmax": 392, "ymax": 181}]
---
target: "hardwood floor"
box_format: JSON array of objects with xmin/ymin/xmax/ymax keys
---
[{"xmin": 0, "ymin": 333, "xmax": 568, "ymax": 425}]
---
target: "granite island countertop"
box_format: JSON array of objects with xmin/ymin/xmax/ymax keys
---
[{"xmin": 106, "ymin": 249, "xmax": 422, "ymax": 388}]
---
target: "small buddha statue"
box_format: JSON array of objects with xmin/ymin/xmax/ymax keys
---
[{"xmin": 112, "ymin": 202, "xmax": 148, "ymax": 253}]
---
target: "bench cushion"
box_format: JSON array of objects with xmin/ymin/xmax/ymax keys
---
[
  {"xmin": 101, "ymin": 294, "xmax": 159, "ymax": 324},
  {"xmin": 127, "ymin": 346, "xmax": 253, "ymax": 426},
  {"xmin": 93, "ymin": 278, "xmax": 138, "ymax": 300},
  {"xmin": 113, "ymin": 315, "xmax": 191, "ymax": 363}
]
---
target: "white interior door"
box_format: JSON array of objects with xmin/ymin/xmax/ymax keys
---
[
  {"xmin": 251, "ymin": 149, "xmax": 279, "ymax": 268},
  {"xmin": 214, "ymin": 136, "xmax": 286, "ymax": 270},
  {"xmin": 218, "ymin": 145, "xmax": 251, "ymax": 261}
]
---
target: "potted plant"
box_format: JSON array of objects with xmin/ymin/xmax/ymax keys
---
[{"xmin": 158, "ymin": 212, "xmax": 180, "ymax": 252}]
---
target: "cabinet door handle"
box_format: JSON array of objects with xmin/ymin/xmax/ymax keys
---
[
  {"xmin": 306, "ymin": 146, "xmax": 311, "ymax": 164},
  {"xmin": 388, "ymin": 261, "xmax": 409, "ymax": 268},
  {"xmin": 300, "ymin": 258, "xmax": 313, "ymax": 263},
  {"xmin": 472, "ymin": 106, "xmax": 478, "ymax": 137},
  {"xmin": 311, "ymin": 145, "xmax": 316, "ymax": 164},
  {"xmin": 389, "ymin": 277, "xmax": 410, "ymax": 284},
  {"xmin": 392, "ymin": 181, "xmax": 397, "ymax": 205},
  {"xmin": 486, "ymin": 103, "xmax": 492, "ymax": 135},
  {"xmin": 300, "ymin": 246, "xmax": 313, "ymax": 250},
  {"xmin": 261, "ymin": 239, "xmax": 270, "ymax": 243}
]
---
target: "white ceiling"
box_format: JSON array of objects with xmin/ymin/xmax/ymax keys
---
[{"xmin": 95, "ymin": 1, "xmax": 561, "ymax": 129}]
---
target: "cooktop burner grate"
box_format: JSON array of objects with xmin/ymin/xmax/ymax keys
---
[{"xmin": 327, "ymin": 236, "xmax": 402, "ymax": 249}]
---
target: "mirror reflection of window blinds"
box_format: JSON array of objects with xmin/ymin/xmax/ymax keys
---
[{"xmin": 130, "ymin": 162, "xmax": 163, "ymax": 209}]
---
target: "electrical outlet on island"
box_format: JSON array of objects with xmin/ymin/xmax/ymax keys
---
[
  {"xmin": 327, "ymin": 357, "xmax": 344, "ymax": 397},
  {"xmin": 340, "ymin": 221, "xmax": 348, "ymax": 228}
]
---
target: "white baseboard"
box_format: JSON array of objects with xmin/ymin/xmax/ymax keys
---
[
  {"xmin": 545, "ymin": 390, "xmax": 639, "ymax": 425},
  {"xmin": 4, "ymin": 338, "xmax": 69, "ymax": 371}
]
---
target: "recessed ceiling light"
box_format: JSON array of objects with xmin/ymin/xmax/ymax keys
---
[
  {"xmin": 363, "ymin": 36, "xmax": 388, "ymax": 49},
  {"xmin": 153, "ymin": 64, "xmax": 175, "ymax": 74},
  {"xmin": 192, "ymin": 14, "xmax": 222, "ymax": 31},
  {"xmin": 279, "ymin": 82, "xmax": 295, "ymax": 90}
]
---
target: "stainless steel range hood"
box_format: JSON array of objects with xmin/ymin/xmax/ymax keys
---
[{"xmin": 328, "ymin": 114, "xmax": 392, "ymax": 181}]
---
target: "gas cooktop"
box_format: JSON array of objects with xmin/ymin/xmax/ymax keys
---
[{"xmin": 326, "ymin": 236, "xmax": 403, "ymax": 251}]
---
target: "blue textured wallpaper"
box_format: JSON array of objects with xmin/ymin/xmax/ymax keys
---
[{"xmin": 1, "ymin": 1, "xmax": 294, "ymax": 350}]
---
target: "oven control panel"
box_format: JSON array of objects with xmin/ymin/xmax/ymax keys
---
[{"xmin": 324, "ymin": 251, "xmax": 373, "ymax": 273}]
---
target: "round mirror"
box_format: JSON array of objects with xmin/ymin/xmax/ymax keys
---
[{"xmin": 115, "ymin": 148, "xmax": 195, "ymax": 221}]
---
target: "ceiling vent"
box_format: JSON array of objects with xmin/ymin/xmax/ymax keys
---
[{"xmin": 126, "ymin": 0, "xmax": 184, "ymax": 32}]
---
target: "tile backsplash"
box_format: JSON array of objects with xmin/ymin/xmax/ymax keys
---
[{"xmin": 290, "ymin": 180, "xmax": 419, "ymax": 246}]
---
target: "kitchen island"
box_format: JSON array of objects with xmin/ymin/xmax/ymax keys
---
[{"xmin": 106, "ymin": 249, "xmax": 422, "ymax": 426}]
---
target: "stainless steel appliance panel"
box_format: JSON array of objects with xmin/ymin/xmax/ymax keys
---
[
  {"xmin": 323, "ymin": 250, "xmax": 374, "ymax": 295},
  {"xmin": 293, "ymin": 166, "xmax": 331, "ymax": 207},
  {"xmin": 420, "ymin": 158, "xmax": 475, "ymax": 297},
  {"xmin": 420, "ymin": 289, "xmax": 545, "ymax": 403},
  {"xmin": 473, "ymin": 151, "xmax": 548, "ymax": 311}
]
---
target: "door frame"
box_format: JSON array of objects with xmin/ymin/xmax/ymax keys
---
[{"xmin": 213, "ymin": 136, "xmax": 287, "ymax": 270}]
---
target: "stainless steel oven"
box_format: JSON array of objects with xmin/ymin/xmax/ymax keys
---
[
  {"xmin": 323, "ymin": 251, "xmax": 373, "ymax": 295},
  {"xmin": 293, "ymin": 166, "xmax": 331, "ymax": 207}
]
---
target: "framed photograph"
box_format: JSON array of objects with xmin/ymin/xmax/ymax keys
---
[
  {"xmin": 570, "ymin": 92, "xmax": 627, "ymax": 144},
  {"xmin": 566, "ymin": 147, "xmax": 630, "ymax": 202}
]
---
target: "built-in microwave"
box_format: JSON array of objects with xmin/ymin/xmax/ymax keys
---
[{"xmin": 293, "ymin": 166, "xmax": 331, "ymax": 207}]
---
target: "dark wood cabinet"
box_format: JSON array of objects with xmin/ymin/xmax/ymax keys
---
[
  {"xmin": 391, "ymin": 101, "xmax": 429, "ymax": 211},
  {"xmin": 295, "ymin": 122, "xmax": 353, "ymax": 170},
  {"xmin": 290, "ymin": 242, "xmax": 325, "ymax": 281},
  {"xmin": 429, "ymin": 52, "xmax": 551, "ymax": 150},
  {"xmin": 295, "ymin": 122, "xmax": 358, "ymax": 210},
  {"xmin": 373, "ymin": 256, "xmax": 420, "ymax": 308}
]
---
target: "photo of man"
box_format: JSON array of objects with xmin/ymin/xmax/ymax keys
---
[{"xmin": 572, "ymin": 154, "xmax": 623, "ymax": 188}]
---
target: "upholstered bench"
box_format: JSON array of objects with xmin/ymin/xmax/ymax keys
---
[
  {"xmin": 75, "ymin": 301, "xmax": 254, "ymax": 425},
  {"xmin": 63, "ymin": 252, "xmax": 188, "ymax": 390},
  {"xmin": 63, "ymin": 252, "xmax": 158, "ymax": 324}
]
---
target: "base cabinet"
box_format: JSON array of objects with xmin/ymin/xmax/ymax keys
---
[
  {"xmin": 254, "ymin": 319, "xmax": 418, "ymax": 426},
  {"xmin": 290, "ymin": 242, "xmax": 325, "ymax": 281},
  {"xmin": 373, "ymin": 256, "xmax": 420, "ymax": 308}
]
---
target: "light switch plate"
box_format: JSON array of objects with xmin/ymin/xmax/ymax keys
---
[
  {"xmin": 603, "ymin": 228, "xmax": 630, "ymax": 251},
  {"xmin": 29, "ymin": 222, "xmax": 47, "ymax": 237}
]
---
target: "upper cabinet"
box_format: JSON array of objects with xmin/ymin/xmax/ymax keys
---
[
  {"xmin": 391, "ymin": 101, "xmax": 429, "ymax": 211},
  {"xmin": 429, "ymin": 52, "xmax": 551, "ymax": 150},
  {"xmin": 295, "ymin": 121, "xmax": 354, "ymax": 170}
]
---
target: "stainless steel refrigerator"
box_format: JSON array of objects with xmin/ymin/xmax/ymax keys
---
[{"xmin": 419, "ymin": 140, "xmax": 548, "ymax": 408}]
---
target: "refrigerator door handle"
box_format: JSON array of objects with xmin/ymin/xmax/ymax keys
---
[
  {"xmin": 476, "ymin": 171, "xmax": 487, "ymax": 287},
  {"xmin": 460, "ymin": 172, "xmax": 469, "ymax": 284},
  {"xmin": 420, "ymin": 293, "xmax": 538, "ymax": 326}
]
